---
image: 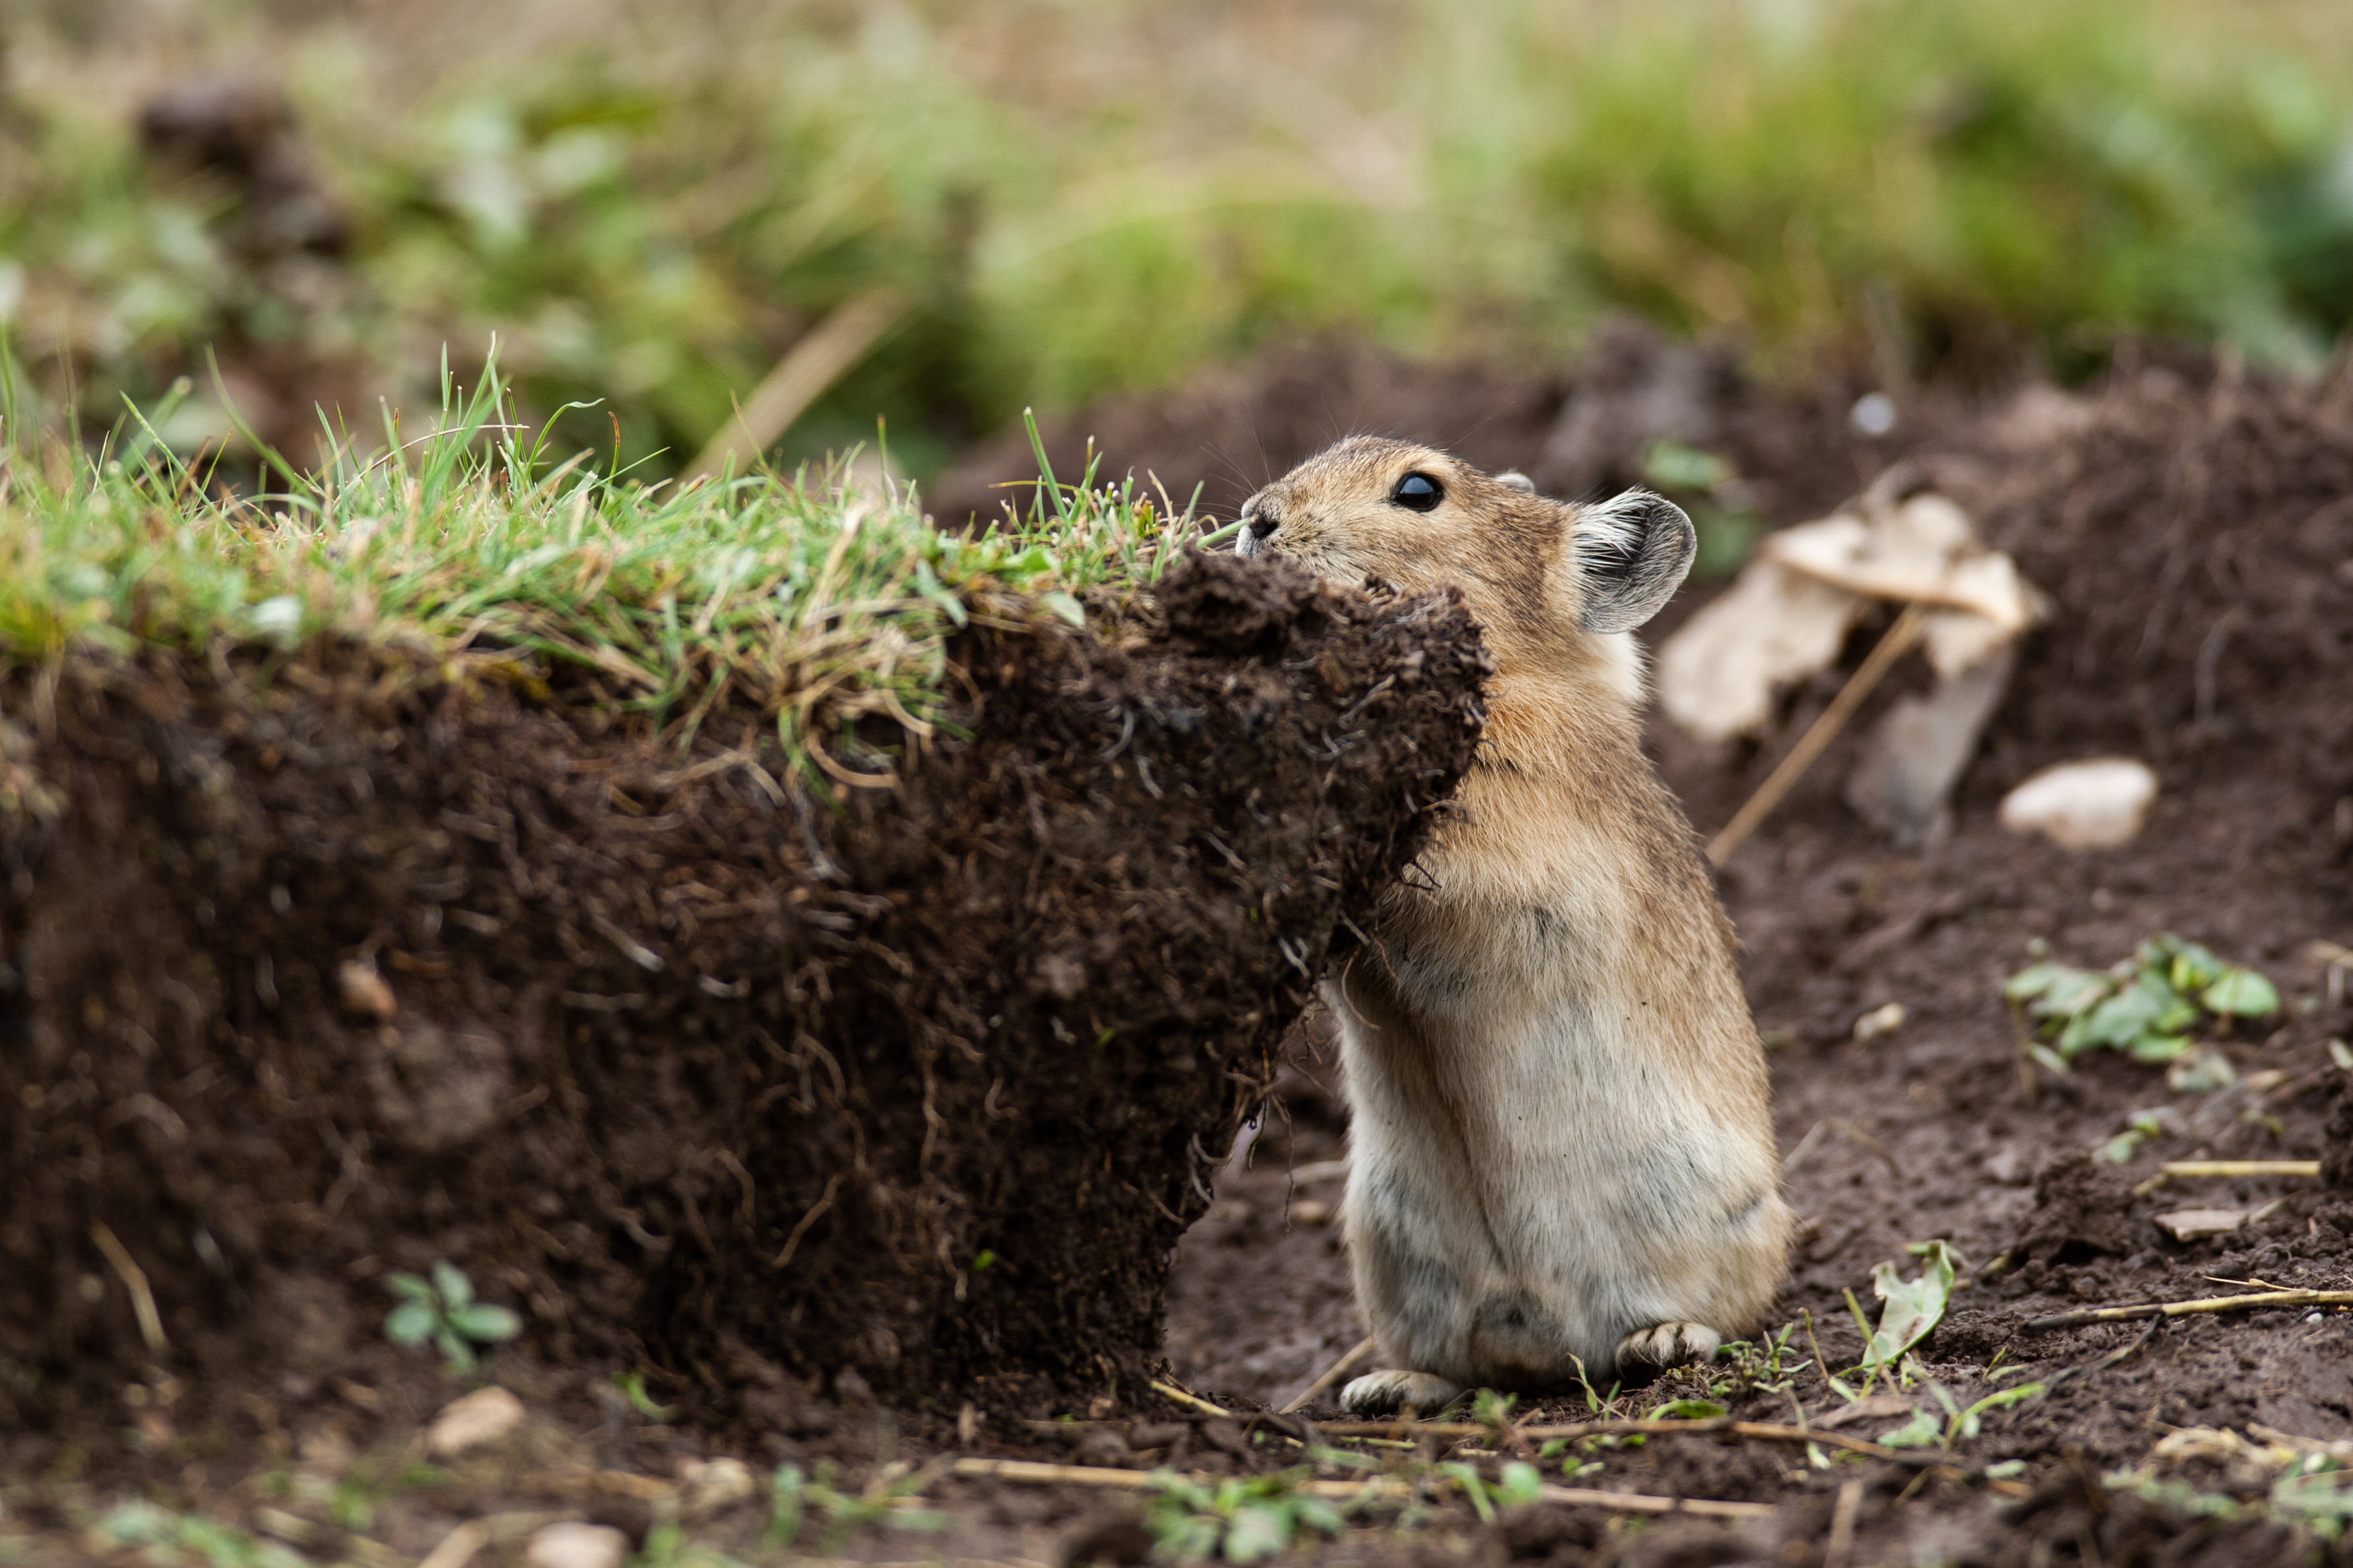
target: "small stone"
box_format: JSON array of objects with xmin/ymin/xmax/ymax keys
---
[
  {"xmin": 678, "ymin": 1455, "xmax": 756, "ymax": 1511},
  {"xmin": 1850, "ymin": 392, "xmax": 1898, "ymax": 437},
  {"xmin": 426, "ymin": 1385, "xmax": 525, "ymax": 1457},
  {"xmin": 2154, "ymin": 1208, "xmax": 2247, "ymax": 1243},
  {"xmin": 1289, "ymin": 1199, "xmax": 1333, "ymax": 1225},
  {"xmin": 525, "ymin": 1521, "xmax": 629, "ymax": 1568},
  {"xmin": 1851, "ymin": 1002, "xmax": 1906, "ymax": 1043},
  {"xmin": 336, "ymin": 959, "xmax": 397, "ymax": 1021},
  {"xmin": 1999, "ymin": 759, "xmax": 2158, "ymax": 851}
]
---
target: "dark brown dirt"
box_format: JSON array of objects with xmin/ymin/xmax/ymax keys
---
[{"xmin": 0, "ymin": 552, "xmax": 1486, "ymax": 1451}]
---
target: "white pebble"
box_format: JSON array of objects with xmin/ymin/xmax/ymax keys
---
[
  {"xmin": 680, "ymin": 1455, "xmax": 757, "ymax": 1511},
  {"xmin": 1850, "ymin": 392, "xmax": 1898, "ymax": 437},
  {"xmin": 526, "ymin": 1522, "xmax": 629, "ymax": 1568},
  {"xmin": 1851, "ymin": 1001, "xmax": 1906, "ymax": 1042},
  {"xmin": 1998, "ymin": 759, "xmax": 2158, "ymax": 850},
  {"xmin": 426, "ymin": 1385, "xmax": 525, "ymax": 1457}
]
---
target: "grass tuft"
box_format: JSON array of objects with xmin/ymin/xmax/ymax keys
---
[{"xmin": 0, "ymin": 358, "xmax": 1223, "ymax": 786}]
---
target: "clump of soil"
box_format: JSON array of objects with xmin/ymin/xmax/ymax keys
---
[{"xmin": 0, "ymin": 552, "xmax": 1486, "ymax": 1433}]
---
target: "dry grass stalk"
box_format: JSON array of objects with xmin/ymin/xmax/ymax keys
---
[{"xmin": 2025, "ymin": 1288, "xmax": 2353, "ymax": 1331}]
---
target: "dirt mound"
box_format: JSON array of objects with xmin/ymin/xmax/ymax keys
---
[
  {"xmin": 0, "ymin": 553, "xmax": 1486, "ymax": 1429},
  {"xmin": 1963, "ymin": 360, "xmax": 2353, "ymax": 811}
]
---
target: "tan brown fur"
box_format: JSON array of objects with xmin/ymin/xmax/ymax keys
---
[{"xmin": 1235, "ymin": 437, "xmax": 1789, "ymax": 1412}]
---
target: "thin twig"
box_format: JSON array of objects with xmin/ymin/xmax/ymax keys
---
[
  {"xmin": 1281, "ymin": 1334, "xmax": 1376, "ymax": 1414},
  {"xmin": 1149, "ymin": 1379, "xmax": 1233, "ymax": 1419},
  {"xmin": 946, "ymin": 1458, "xmax": 1774, "ymax": 1520},
  {"xmin": 1708, "ymin": 603, "xmax": 1929, "ymax": 867},
  {"xmin": 2158, "ymin": 1160, "xmax": 2320, "ymax": 1178},
  {"xmin": 88, "ymin": 1220, "xmax": 168, "ymax": 1355},
  {"xmin": 1824, "ymin": 1478, "xmax": 1863, "ymax": 1568},
  {"xmin": 2024, "ymin": 1288, "xmax": 2353, "ymax": 1332},
  {"xmin": 1306, "ymin": 1416, "xmax": 1927, "ymax": 1465}
]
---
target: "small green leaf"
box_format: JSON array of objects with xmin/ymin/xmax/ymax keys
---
[
  {"xmin": 1497, "ymin": 1461, "xmax": 1545, "ymax": 1507},
  {"xmin": 384, "ymin": 1299, "xmax": 439, "ymax": 1347},
  {"xmin": 1875, "ymin": 1409, "xmax": 1942, "ymax": 1448},
  {"xmin": 1440, "ymin": 1462, "xmax": 1495, "ymax": 1522},
  {"xmin": 1984, "ymin": 1458, "xmax": 2028, "ymax": 1479},
  {"xmin": 2097, "ymin": 1129, "xmax": 2146, "ymax": 1162},
  {"xmin": 2030, "ymin": 967, "xmax": 2111, "ymax": 1022},
  {"xmin": 435, "ymin": 1326, "xmax": 477, "ymax": 1371},
  {"xmin": 2027, "ymin": 1043, "xmax": 2072, "ymax": 1076},
  {"xmin": 1639, "ymin": 440, "xmax": 1731, "ymax": 494},
  {"xmin": 2166, "ymin": 1046, "xmax": 2237, "ymax": 1094},
  {"xmin": 432, "ymin": 1261, "xmax": 474, "ymax": 1309},
  {"xmin": 2003, "ymin": 962, "xmax": 2063, "ymax": 1003},
  {"xmin": 616, "ymin": 1371, "xmax": 676, "ymax": 1420},
  {"xmin": 766, "ymin": 1463, "xmax": 806, "ymax": 1550},
  {"xmin": 1040, "ymin": 591, "xmax": 1085, "ymax": 627},
  {"xmin": 2202, "ymin": 968, "xmax": 2280, "ymax": 1018},
  {"xmin": 2127, "ymin": 1032, "xmax": 2192, "ymax": 1064},
  {"xmin": 2080, "ymin": 979, "xmax": 2190, "ymax": 1050},
  {"xmin": 2167, "ymin": 942, "xmax": 2226, "ymax": 993},
  {"xmin": 1863, "ymin": 1240, "xmax": 1956, "ymax": 1367},
  {"xmin": 447, "ymin": 1303, "xmax": 522, "ymax": 1344},
  {"xmin": 1292, "ymin": 1495, "xmax": 1344, "ymax": 1537},
  {"xmin": 1223, "ymin": 1503, "xmax": 1292, "ymax": 1561},
  {"xmin": 1954, "ymin": 1383, "xmax": 2045, "ymax": 1439},
  {"xmin": 385, "ymin": 1272, "xmax": 437, "ymax": 1301},
  {"xmin": 1644, "ymin": 1398, "xmax": 1727, "ymax": 1420}
]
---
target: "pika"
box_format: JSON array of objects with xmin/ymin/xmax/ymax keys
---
[{"xmin": 1235, "ymin": 438, "xmax": 1790, "ymax": 1414}]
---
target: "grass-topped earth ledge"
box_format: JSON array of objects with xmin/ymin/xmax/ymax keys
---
[{"xmin": 0, "ymin": 372, "xmax": 1489, "ymax": 1429}]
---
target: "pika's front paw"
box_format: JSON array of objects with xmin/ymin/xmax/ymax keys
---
[
  {"xmin": 1339, "ymin": 1369, "xmax": 1464, "ymax": 1416},
  {"xmin": 1616, "ymin": 1322, "xmax": 1722, "ymax": 1371}
]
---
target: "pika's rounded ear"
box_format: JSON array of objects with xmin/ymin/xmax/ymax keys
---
[
  {"xmin": 1570, "ymin": 489, "xmax": 1696, "ymax": 634},
  {"xmin": 1496, "ymin": 470, "xmax": 1537, "ymax": 493}
]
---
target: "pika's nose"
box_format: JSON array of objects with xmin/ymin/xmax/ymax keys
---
[{"xmin": 1235, "ymin": 502, "xmax": 1281, "ymax": 557}]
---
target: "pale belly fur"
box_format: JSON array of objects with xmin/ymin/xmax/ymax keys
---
[{"xmin": 1329, "ymin": 958, "xmax": 1788, "ymax": 1385}]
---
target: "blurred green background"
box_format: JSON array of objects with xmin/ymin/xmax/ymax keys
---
[{"xmin": 4, "ymin": 0, "xmax": 2350, "ymax": 480}]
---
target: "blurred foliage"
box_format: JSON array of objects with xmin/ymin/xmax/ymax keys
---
[
  {"xmin": 1508, "ymin": 0, "xmax": 2353, "ymax": 379},
  {"xmin": 1, "ymin": 0, "xmax": 2349, "ymax": 479}
]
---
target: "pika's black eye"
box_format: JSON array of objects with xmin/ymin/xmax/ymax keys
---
[{"xmin": 1391, "ymin": 472, "xmax": 1443, "ymax": 512}]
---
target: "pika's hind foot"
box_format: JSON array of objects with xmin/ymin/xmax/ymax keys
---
[
  {"xmin": 1339, "ymin": 1369, "xmax": 1464, "ymax": 1416},
  {"xmin": 1616, "ymin": 1322, "xmax": 1722, "ymax": 1371}
]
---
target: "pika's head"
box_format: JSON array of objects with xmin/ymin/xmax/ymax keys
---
[{"xmin": 1233, "ymin": 437, "xmax": 1694, "ymax": 662}]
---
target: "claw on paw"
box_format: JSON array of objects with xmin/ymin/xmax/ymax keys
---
[
  {"xmin": 1339, "ymin": 1369, "xmax": 1464, "ymax": 1416},
  {"xmin": 1616, "ymin": 1322, "xmax": 1722, "ymax": 1371}
]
